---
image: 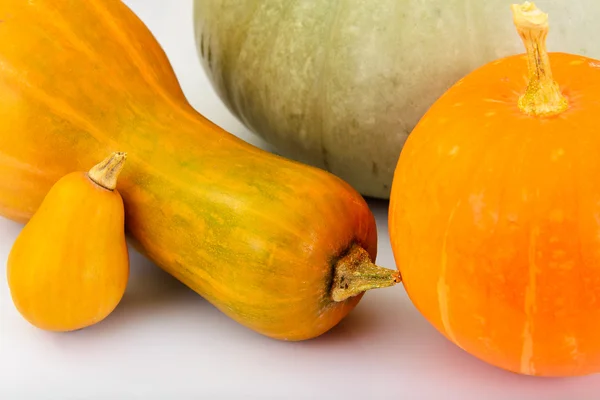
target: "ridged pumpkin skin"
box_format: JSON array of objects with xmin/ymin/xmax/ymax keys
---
[
  {"xmin": 0, "ymin": 0, "xmax": 383, "ymax": 340},
  {"xmin": 389, "ymin": 5, "xmax": 600, "ymax": 376},
  {"xmin": 7, "ymin": 171, "xmax": 128, "ymax": 332},
  {"xmin": 193, "ymin": 0, "xmax": 600, "ymax": 199}
]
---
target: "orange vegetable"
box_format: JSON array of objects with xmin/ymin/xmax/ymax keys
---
[
  {"xmin": 0, "ymin": 0, "xmax": 398, "ymax": 340},
  {"xmin": 7, "ymin": 153, "xmax": 129, "ymax": 332},
  {"xmin": 389, "ymin": 2, "xmax": 600, "ymax": 376}
]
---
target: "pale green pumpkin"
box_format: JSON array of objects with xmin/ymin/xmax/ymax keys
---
[{"xmin": 193, "ymin": 0, "xmax": 600, "ymax": 198}]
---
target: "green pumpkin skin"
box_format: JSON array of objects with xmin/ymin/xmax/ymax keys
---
[{"xmin": 192, "ymin": 0, "xmax": 600, "ymax": 199}]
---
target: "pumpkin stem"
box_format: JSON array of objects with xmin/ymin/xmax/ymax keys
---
[
  {"xmin": 511, "ymin": 2, "xmax": 568, "ymax": 116},
  {"xmin": 331, "ymin": 244, "xmax": 401, "ymax": 302},
  {"xmin": 88, "ymin": 152, "xmax": 127, "ymax": 191}
]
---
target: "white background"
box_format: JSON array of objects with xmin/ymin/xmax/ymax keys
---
[{"xmin": 1, "ymin": 1, "xmax": 600, "ymax": 398}]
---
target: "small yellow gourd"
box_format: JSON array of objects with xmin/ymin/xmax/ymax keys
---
[{"xmin": 7, "ymin": 152, "xmax": 129, "ymax": 332}]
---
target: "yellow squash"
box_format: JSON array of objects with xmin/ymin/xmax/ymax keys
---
[{"xmin": 7, "ymin": 153, "xmax": 129, "ymax": 332}]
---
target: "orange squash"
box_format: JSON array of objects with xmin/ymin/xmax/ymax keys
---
[
  {"xmin": 7, "ymin": 152, "xmax": 129, "ymax": 332},
  {"xmin": 389, "ymin": 2, "xmax": 600, "ymax": 376},
  {"xmin": 0, "ymin": 0, "xmax": 399, "ymax": 340}
]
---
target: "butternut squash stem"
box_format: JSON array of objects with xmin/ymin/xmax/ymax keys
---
[
  {"xmin": 511, "ymin": 2, "xmax": 568, "ymax": 116},
  {"xmin": 88, "ymin": 152, "xmax": 127, "ymax": 191},
  {"xmin": 331, "ymin": 244, "xmax": 401, "ymax": 302}
]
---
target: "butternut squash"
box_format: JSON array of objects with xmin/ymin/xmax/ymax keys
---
[
  {"xmin": 0, "ymin": 0, "xmax": 399, "ymax": 340},
  {"xmin": 7, "ymin": 152, "xmax": 129, "ymax": 332}
]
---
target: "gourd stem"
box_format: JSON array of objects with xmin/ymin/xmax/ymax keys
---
[
  {"xmin": 88, "ymin": 152, "xmax": 127, "ymax": 191},
  {"xmin": 331, "ymin": 244, "xmax": 401, "ymax": 302},
  {"xmin": 511, "ymin": 2, "xmax": 568, "ymax": 116}
]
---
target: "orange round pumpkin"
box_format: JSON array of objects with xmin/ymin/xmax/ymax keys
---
[{"xmin": 389, "ymin": 2, "xmax": 600, "ymax": 376}]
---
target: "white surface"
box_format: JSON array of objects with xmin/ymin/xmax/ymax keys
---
[{"xmin": 1, "ymin": 1, "xmax": 600, "ymax": 399}]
